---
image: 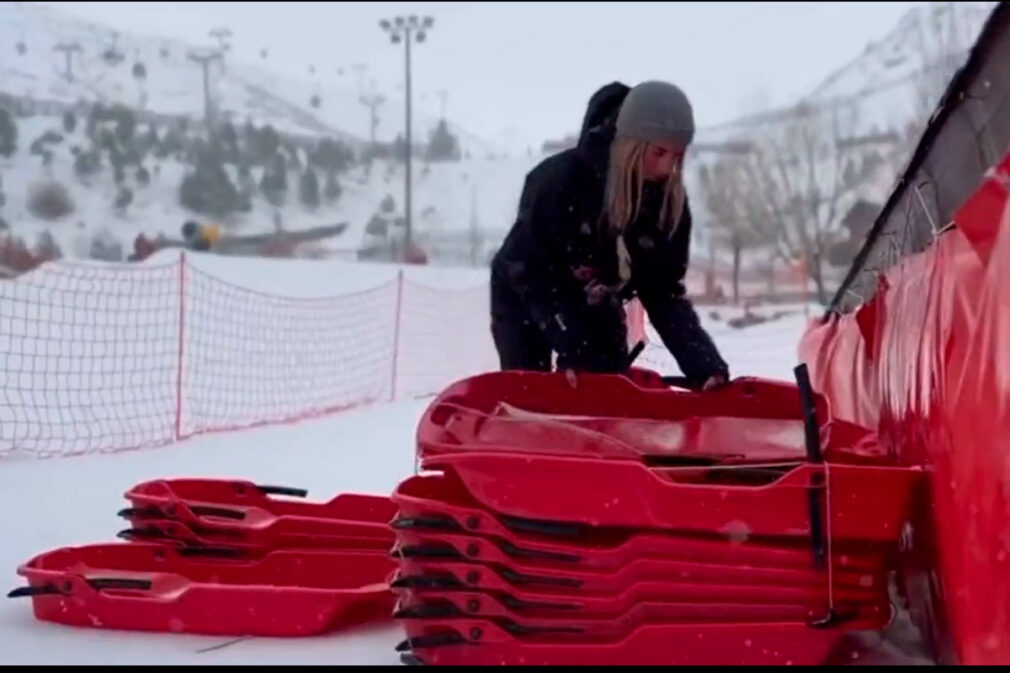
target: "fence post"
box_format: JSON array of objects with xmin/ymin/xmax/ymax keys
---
[
  {"xmin": 174, "ymin": 252, "xmax": 187, "ymax": 441},
  {"xmin": 390, "ymin": 269, "xmax": 405, "ymax": 402}
]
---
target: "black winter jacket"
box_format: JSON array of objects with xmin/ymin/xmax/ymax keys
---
[{"xmin": 491, "ymin": 82, "xmax": 729, "ymax": 385}]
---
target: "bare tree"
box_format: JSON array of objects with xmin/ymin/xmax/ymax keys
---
[
  {"xmin": 736, "ymin": 102, "xmax": 864, "ymax": 305},
  {"xmin": 696, "ymin": 150, "xmax": 774, "ymax": 304}
]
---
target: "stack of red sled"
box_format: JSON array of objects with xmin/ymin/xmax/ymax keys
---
[
  {"xmin": 390, "ymin": 366, "xmax": 923, "ymax": 666},
  {"xmin": 8, "ymin": 365, "xmax": 923, "ymax": 665},
  {"xmin": 8, "ymin": 478, "xmax": 399, "ymax": 637}
]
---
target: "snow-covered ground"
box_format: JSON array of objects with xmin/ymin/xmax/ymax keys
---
[
  {"xmin": 0, "ymin": 399, "xmax": 423, "ymax": 665},
  {"xmin": 0, "ymin": 304, "xmax": 933, "ymax": 665}
]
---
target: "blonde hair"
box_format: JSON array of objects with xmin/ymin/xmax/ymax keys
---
[{"xmin": 602, "ymin": 137, "xmax": 686, "ymax": 238}]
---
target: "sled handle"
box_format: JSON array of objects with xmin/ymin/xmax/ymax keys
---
[
  {"xmin": 255, "ymin": 484, "xmax": 308, "ymax": 498},
  {"xmin": 86, "ymin": 577, "xmax": 153, "ymax": 591}
]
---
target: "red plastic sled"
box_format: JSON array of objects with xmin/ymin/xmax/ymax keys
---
[
  {"xmin": 417, "ymin": 372, "xmax": 889, "ymax": 466},
  {"xmin": 391, "ymin": 567, "xmax": 882, "ymax": 620},
  {"xmin": 118, "ymin": 518, "xmax": 392, "ymax": 557},
  {"xmin": 390, "ymin": 557, "xmax": 882, "ymax": 609},
  {"xmin": 394, "ymin": 590, "xmax": 892, "ymax": 635},
  {"xmin": 8, "ymin": 543, "xmax": 396, "ymax": 637},
  {"xmin": 420, "ymin": 453, "xmax": 919, "ymax": 543},
  {"xmin": 119, "ymin": 479, "xmax": 395, "ymax": 555},
  {"xmin": 397, "ymin": 618, "xmax": 864, "ymax": 666},
  {"xmin": 123, "ymin": 478, "xmax": 395, "ymax": 539},
  {"xmin": 392, "ymin": 472, "xmax": 885, "ymax": 574},
  {"xmin": 389, "ymin": 529, "xmax": 887, "ymax": 600}
]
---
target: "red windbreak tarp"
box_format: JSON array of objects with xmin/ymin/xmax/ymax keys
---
[{"xmin": 800, "ymin": 152, "xmax": 1010, "ymax": 665}]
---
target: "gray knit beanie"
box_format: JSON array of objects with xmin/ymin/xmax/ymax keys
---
[{"xmin": 615, "ymin": 81, "xmax": 695, "ymax": 148}]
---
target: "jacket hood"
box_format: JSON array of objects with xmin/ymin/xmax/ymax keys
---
[{"xmin": 578, "ymin": 81, "xmax": 631, "ymax": 149}]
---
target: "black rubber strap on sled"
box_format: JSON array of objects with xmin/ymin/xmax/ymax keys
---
[
  {"xmin": 499, "ymin": 593, "xmax": 578, "ymax": 612},
  {"xmin": 395, "ymin": 632, "xmax": 466, "ymax": 652},
  {"xmin": 7, "ymin": 584, "xmax": 64, "ymax": 598},
  {"xmin": 502, "ymin": 620, "xmax": 583, "ymax": 636},
  {"xmin": 190, "ymin": 505, "xmax": 247, "ymax": 521},
  {"xmin": 500, "ymin": 515, "xmax": 583, "ymax": 539},
  {"xmin": 86, "ymin": 577, "xmax": 153, "ymax": 591},
  {"xmin": 117, "ymin": 506, "xmax": 165, "ymax": 520},
  {"xmin": 794, "ymin": 364, "xmax": 824, "ymax": 464},
  {"xmin": 394, "ymin": 544, "xmax": 463, "ymax": 561},
  {"xmin": 255, "ymin": 484, "xmax": 308, "ymax": 498},
  {"xmin": 794, "ymin": 364, "xmax": 827, "ymax": 572},
  {"xmin": 390, "ymin": 516, "xmax": 462, "ymax": 532},
  {"xmin": 117, "ymin": 526, "xmax": 163, "ymax": 541},
  {"xmin": 795, "ymin": 363, "xmax": 841, "ymax": 628},
  {"xmin": 626, "ymin": 340, "xmax": 646, "ymax": 367},
  {"xmin": 390, "ymin": 573, "xmax": 463, "ymax": 591},
  {"xmin": 400, "ymin": 653, "xmax": 427, "ymax": 666},
  {"xmin": 498, "ymin": 539, "xmax": 581, "ymax": 564},
  {"xmin": 499, "ymin": 567, "xmax": 582, "ymax": 590},
  {"xmin": 393, "ymin": 602, "xmax": 461, "ymax": 620},
  {"xmin": 176, "ymin": 545, "xmax": 245, "ymax": 559}
]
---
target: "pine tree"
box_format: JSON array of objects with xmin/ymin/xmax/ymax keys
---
[
  {"xmin": 0, "ymin": 108, "xmax": 17, "ymax": 158},
  {"xmin": 259, "ymin": 153, "xmax": 288, "ymax": 207},
  {"xmin": 299, "ymin": 167, "xmax": 320, "ymax": 210},
  {"xmin": 426, "ymin": 119, "xmax": 461, "ymax": 162},
  {"xmin": 324, "ymin": 170, "xmax": 341, "ymax": 203}
]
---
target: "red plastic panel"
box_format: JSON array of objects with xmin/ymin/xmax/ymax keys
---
[{"xmin": 798, "ymin": 150, "xmax": 1010, "ymax": 664}]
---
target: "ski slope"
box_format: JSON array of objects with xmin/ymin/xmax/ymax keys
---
[{"xmin": 0, "ymin": 306, "xmax": 933, "ymax": 665}]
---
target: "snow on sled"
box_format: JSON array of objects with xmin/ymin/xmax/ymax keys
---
[
  {"xmin": 393, "ymin": 367, "xmax": 921, "ymax": 666},
  {"xmin": 119, "ymin": 479, "xmax": 395, "ymax": 555},
  {"xmin": 7, "ymin": 542, "xmax": 396, "ymax": 637}
]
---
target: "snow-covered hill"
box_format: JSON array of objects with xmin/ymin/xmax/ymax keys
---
[
  {"xmin": 0, "ymin": 1, "xmax": 504, "ymax": 157},
  {"xmin": 0, "ymin": 1, "xmax": 536, "ymax": 267},
  {"xmin": 695, "ymin": 1, "xmax": 996, "ymax": 146},
  {"xmin": 684, "ymin": 0, "xmax": 997, "ymax": 281}
]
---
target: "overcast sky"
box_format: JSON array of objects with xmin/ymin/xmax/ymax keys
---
[{"xmin": 36, "ymin": 1, "xmax": 921, "ymax": 148}]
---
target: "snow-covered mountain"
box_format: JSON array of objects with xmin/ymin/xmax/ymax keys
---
[
  {"xmin": 0, "ymin": 1, "xmax": 505, "ymax": 157},
  {"xmin": 696, "ymin": 1, "xmax": 996, "ymax": 146},
  {"xmin": 685, "ymin": 0, "xmax": 997, "ymax": 282}
]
